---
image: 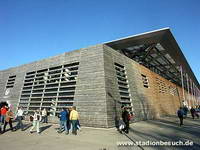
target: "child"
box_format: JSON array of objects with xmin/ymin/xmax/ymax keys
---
[
  {"xmin": 118, "ymin": 117, "xmax": 125, "ymax": 134},
  {"xmin": 77, "ymin": 120, "xmax": 81, "ymax": 131}
]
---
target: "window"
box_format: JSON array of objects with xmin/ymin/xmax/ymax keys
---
[{"xmin": 141, "ymin": 74, "xmax": 149, "ymax": 88}]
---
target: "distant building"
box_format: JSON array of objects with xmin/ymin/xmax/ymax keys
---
[{"xmin": 0, "ymin": 28, "xmax": 199, "ymax": 127}]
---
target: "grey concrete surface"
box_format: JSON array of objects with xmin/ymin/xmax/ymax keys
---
[{"xmin": 0, "ymin": 116, "xmax": 199, "ymax": 150}]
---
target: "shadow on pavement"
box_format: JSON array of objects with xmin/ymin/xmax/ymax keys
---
[
  {"xmin": 14, "ymin": 123, "xmax": 32, "ymax": 131},
  {"xmin": 125, "ymin": 116, "xmax": 200, "ymax": 150},
  {"xmin": 22, "ymin": 123, "xmax": 32, "ymax": 131},
  {"xmin": 40, "ymin": 125, "xmax": 52, "ymax": 133}
]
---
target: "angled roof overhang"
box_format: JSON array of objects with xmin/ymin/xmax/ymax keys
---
[{"xmin": 104, "ymin": 28, "xmax": 200, "ymax": 89}]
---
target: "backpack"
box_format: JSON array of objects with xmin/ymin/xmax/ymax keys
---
[{"xmin": 178, "ymin": 110, "xmax": 183, "ymax": 117}]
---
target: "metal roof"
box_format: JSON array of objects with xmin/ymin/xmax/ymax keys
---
[{"xmin": 105, "ymin": 28, "xmax": 200, "ymax": 89}]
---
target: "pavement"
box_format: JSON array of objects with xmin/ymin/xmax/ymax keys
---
[{"xmin": 0, "ymin": 115, "xmax": 199, "ymax": 150}]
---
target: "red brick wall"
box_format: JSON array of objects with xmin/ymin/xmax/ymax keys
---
[{"xmin": 136, "ymin": 63, "xmax": 197, "ymax": 118}]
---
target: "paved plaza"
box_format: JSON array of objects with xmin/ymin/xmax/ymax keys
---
[{"xmin": 0, "ymin": 115, "xmax": 199, "ymax": 150}]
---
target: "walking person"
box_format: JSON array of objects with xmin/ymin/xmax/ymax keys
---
[
  {"xmin": 58, "ymin": 108, "xmax": 69, "ymax": 135},
  {"xmin": 177, "ymin": 107, "xmax": 184, "ymax": 126},
  {"xmin": 122, "ymin": 106, "xmax": 130, "ymax": 134},
  {"xmin": 190, "ymin": 107, "xmax": 196, "ymax": 119},
  {"xmin": 15, "ymin": 106, "xmax": 24, "ymax": 130},
  {"xmin": 2, "ymin": 108, "xmax": 14, "ymax": 133},
  {"xmin": 77, "ymin": 120, "xmax": 81, "ymax": 131},
  {"xmin": 1, "ymin": 106, "xmax": 8, "ymax": 125},
  {"xmin": 0, "ymin": 105, "xmax": 8, "ymax": 133},
  {"xmin": 41, "ymin": 108, "xmax": 48, "ymax": 123},
  {"xmin": 30, "ymin": 110, "xmax": 41, "ymax": 134},
  {"xmin": 67, "ymin": 108, "xmax": 71, "ymax": 132},
  {"xmin": 70, "ymin": 106, "xmax": 79, "ymax": 135},
  {"xmin": 183, "ymin": 106, "xmax": 188, "ymax": 118},
  {"xmin": 118, "ymin": 117, "xmax": 125, "ymax": 134},
  {"xmin": 195, "ymin": 106, "xmax": 199, "ymax": 119}
]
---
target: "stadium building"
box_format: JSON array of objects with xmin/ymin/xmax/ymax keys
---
[{"xmin": 0, "ymin": 28, "xmax": 199, "ymax": 127}]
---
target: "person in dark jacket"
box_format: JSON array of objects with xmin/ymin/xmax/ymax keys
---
[
  {"xmin": 67, "ymin": 108, "xmax": 71, "ymax": 131},
  {"xmin": 183, "ymin": 106, "xmax": 188, "ymax": 118},
  {"xmin": 195, "ymin": 107, "xmax": 199, "ymax": 119},
  {"xmin": 190, "ymin": 107, "xmax": 196, "ymax": 119},
  {"xmin": 58, "ymin": 108, "xmax": 69, "ymax": 135},
  {"xmin": 122, "ymin": 107, "xmax": 129, "ymax": 134},
  {"xmin": 177, "ymin": 107, "xmax": 184, "ymax": 126}
]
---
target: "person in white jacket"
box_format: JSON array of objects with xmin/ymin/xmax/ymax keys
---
[
  {"xmin": 41, "ymin": 108, "xmax": 48, "ymax": 123},
  {"xmin": 15, "ymin": 107, "xmax": 24, "ymax": 131},
  {"xmin": 30, "ymin": 109, "xmax": 41, "ymax": 134}
]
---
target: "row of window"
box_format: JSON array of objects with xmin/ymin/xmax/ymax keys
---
[
  {"xmin": 18, "ymin": 62, "xmax": 79, "ymax": 116},
  {"xmin": 140, "ymin": 74, "xmax": 178, "ymax": 96},
  {"xmin": 5, "ymin": 75, "xmax": 16, "ymax": 89},
  {"xmin": 114, "ymin": 63, "xmax": 133, "ymax": 112},
  {"xmin": 114, "ymin": 64, "xmax": 178, "ymax": 97}
]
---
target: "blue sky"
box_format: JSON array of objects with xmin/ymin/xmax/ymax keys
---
[{"xmin": 0, "ymin": 0, "xmax": 200, "ymax": 83}]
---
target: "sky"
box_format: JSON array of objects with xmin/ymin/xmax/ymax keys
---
[{"xmin": 0, "ymin": 0, "xmax": 200, "ymax": 83}]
